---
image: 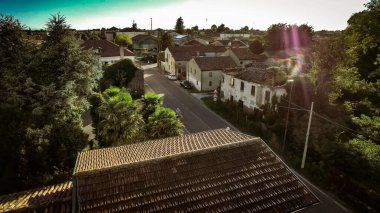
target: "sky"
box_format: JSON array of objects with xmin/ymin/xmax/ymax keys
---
[{"xmin": 0, "ymin": 0, "xmax": 368, "ymax": 31}]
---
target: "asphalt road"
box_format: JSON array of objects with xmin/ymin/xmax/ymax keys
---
[
  {"xmin": 143, "ymin": 66, "xmax": 237, "ymax": 133},
  {"xmin": 143, "ymin": 64, "xmax": 351, "ymax": 213}
]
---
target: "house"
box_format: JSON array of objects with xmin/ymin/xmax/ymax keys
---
[
  {"xmin": 163, "ymin": 46, "xmax": 227, "ymax": 79},
  {"xmin": 187, "ymin": 56, "xmax": 238, "ymax": 91},
  {"xmin": 182, "ymin": 39, "xmax": 205, "ymax": 46},
  {"xmin": 131, "ymin": 34, "xmax": 159, "ymax": 52},
  {"xmin": 0, "ymin": 129, "xmax": 319, "ymax": 212},
  {"xmin": 221, "ymin": 66, "xmax": 288, "ymax": 110},
  {"xmin": 81, "ymin": 39, "xmax": 135, "ymax": 67},
  {"xmin": 220, "ymin": 33, "xmax": 250, "ymax": 40},
  {"xmin": 211, "ymin": 39, "xmax": 248, "ymax": 47},
  {"xmin": 222, "ymin": 47, "xmax": 267, "ymax": 66}
]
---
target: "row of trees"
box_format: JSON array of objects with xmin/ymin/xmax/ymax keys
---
[
  {"xmin": 266, "ymin": 23, "xmax": 313, "ymax": 50},
  {"xmin": 271, "ymin": 1, "xmax": 379, "ymax": 210},
  {"xmin": 0, "ymin": 14, "xmax": 101, "ymax": 194},
  {"xmin": 90, "ymin": 89, "xmax": 183, "ymax": 147}
]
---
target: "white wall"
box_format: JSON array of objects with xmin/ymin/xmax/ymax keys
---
[
  {"xmin": 220, "ymin": 33, "xmax": 250, "ymax": 40},
  {"xmin": 187, "ymin": 58, "xmax": 202, "ymax": 91},
  {"xmin": 221, "ymin": 73, "xmax": 287, "ymax": 109},
  {"xmin": 163, "ymin": 48, "xmax": 175, "ymax": 75},
  {"xmin": 100, "ymin": 56, "xmax": 135, "ymax": 68},
  {"xmin": 201, "ymin": 70, "xmax": 223, "ymax": 91}
]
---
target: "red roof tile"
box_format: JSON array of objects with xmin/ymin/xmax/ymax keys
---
[
  {"xmin": 81, "ymin": 39, "xmax": 135, "ymax": 57},
  {"xmin": 194, "ymin": 56, "xmax": 238, "ymax": 71}
]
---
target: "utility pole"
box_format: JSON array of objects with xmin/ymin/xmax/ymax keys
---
[
  {"xmin": 150, "ymin": 18, "xmax": 152, "ymax": 32},
  {"xmin": 301, "ymin": 101, "xmax": 314, "ymax": 169},
  {"xmin": 282, "ymin": 79, "xmax": 294, "ymax": 151}
]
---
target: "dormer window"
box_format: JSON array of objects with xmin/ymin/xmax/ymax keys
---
[{"xmin": 95, "ymin": 47, "xmax": 102, "ymax": 54}]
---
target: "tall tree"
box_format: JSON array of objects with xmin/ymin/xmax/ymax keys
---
[
  {"xmin": 139, "ymin": 92, "xmax": 163, "ymax": 122},
  {"xmin": 249, "ymin": 40, "xmax": 264, "ymax": 54},
  {"xmin": 160, "ymin": 32, "xmax": 172, "ymax": 51},
  {"xmin": 217, "ymin": 24, "xmax": 225, "ymax": 33},
  {"xmin": 115, "ymin": 34, "xmax": 132, "ymax": 47},
  {"xmin": 100, "ymin": 59, "xmax": 137, "ymax": 91},
  {"xmin": 132, "ymin": 22, "xmax": 138, "ymax": 31},
  {"xmin": 175, "ymin": 17, "xmax": 185, "ymax": 34},
  {"xmin": 210, "ymin": 24, "xmax": 217, "ymax": 33}
]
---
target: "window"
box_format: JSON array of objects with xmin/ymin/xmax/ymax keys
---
[
  {"xmin": 230, "ymin": 78, "xmax": 234, "ymax": 87},
  {"xmin": 251, "ymin": 86, "xmax": 256, "ymax": 96},
  {"xmin": 209, "ymin": 72, "xmax": 212, "ymax": 77},
  {"xmin": 222, "ymin": 77, "xmax": 224, "ymax": 83},
  {"xmin": 240, "ymin": 61, "xmax": 243, "ymax": 65},
  {"xmin": 265, "ymin": 91, "xmax": 271, "ymax": 103},
  {"xmin": 240, "ymin": 82, "xmax": 244, "ymax": 91},
  {"xmin": 178, "ymin": 68, "xmax": 182, "ymax": 73},
  {"xmin": 209, "ymin": 81, "xmax": 212, "ymax": 86},
  {"xmin": 196, "ymin": 81, "xmax": 198, "ymax": 85}
]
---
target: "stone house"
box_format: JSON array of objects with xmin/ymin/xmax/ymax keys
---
[
  {"xmin": 222, "ymin": 48, "xmax": 267, "ymax": 67},
  {"xmin": 187, "ymin": 56, "xmax": 238, "ymax": 91}
]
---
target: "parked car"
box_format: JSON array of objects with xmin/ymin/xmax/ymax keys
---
[
  {"xmin": 180, "ymin": 80, "xmax": 192, "ymax": 89},
  {"xmin": 167, "ymin": 74, "xmax": 177, "ymax": 80}
]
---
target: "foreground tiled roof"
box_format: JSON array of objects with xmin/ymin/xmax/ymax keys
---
[
  {"xmin": 74, "ymin": 129, "xmax": 251, "ymax": 174},
  {"xmin": 194, "ymin": 56, "xmax": 238, "ymax": 71},
  {"xmin": 81, "ymin": 39, "xmax": 135, "ymax": 57},
  {"xmin": 73, "ymin": 129, "xmax": 319, "ymax": 212},
  {"xmin": 0, "ymin": 182, "xmax": 72, "ymax": 212}
]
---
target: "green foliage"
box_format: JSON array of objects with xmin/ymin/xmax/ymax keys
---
[
  {"xmin": 139, "ymin": 92, "xmax": 162, "ymax": 122},
  {"xmin": 266, "ymin": 23, "xmax": 313, "ymax": 50},
  {"xmin": 0, "ymin": 14, "xmax": 100, "ymax": 194},
  {"xmin": 175, "ymin": 17, "xmax": 185, "ymax": 34},
  {"xmin": 217, "ymin": 24, "xmax": 225, "ymax": 33},
  {"xmin": 249, "ymin": 40, "xmax": 264, "ymax": 54},
  {"xmin": 146, "ymin": 107, "xmax": 184, "ymax": 140},
  {"xmin": 96, "ymin": 88, "xmax": 143, "ymax": 147},
  {"xmin": 160, "ymin": 32, "xmax": 172, "ymax": 51},
  {"xmin": 91, "ymin": 89, "xmax": 184, "ymax": 147},
  {"xmin": 115, "ymin": 34, "xmax": 132, "ymax": 47},
  {"xmin": 100, "ymin": 59, "xmax": 137, "ymax": 91},
  {"xmin": 210, "ymin": 24, "xmax": 217, "ymax": 33}
]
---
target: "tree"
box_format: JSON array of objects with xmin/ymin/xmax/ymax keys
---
[
  {"xmin": 115, "ymin": 34, "xmax": 132, "ymax": 47},
  {"xmin": 241, "ymin": 26, "xmax": 249, "ymax": 33},
  {"xmin": 100, "ymin": 59, "xmax": 137, "ymax": 91},
  {"xmin": 210, "ymin": 24, "xmax": 217, "ymax": 33},
  {"xmin": 132, "ymin": 22, "xmax": 138, "ymax": 31},
  {"xmin": 160, "ymin": 32, "xmax": 172, "ymax": 51},
  {"xmin": 139, "ymin": 92, "xmax": 162, "ymax": 122},
  {"xmin": 266, "ymin": 23, "xmax": 288, "ymax": 50},
  {"xmin": 249, "ymin": 40, "xmax": 264, "ymax": 54},
  {"xmin": 191, "ymin": 25, "xmax": 199, "ymax": 32},
  {"xmin": 217, "ymin": 24, "xmax": 225, "ymax": 33},
  {"xmin": 96, "ymin": 87, "xmax": 143, "ymax": 147},
  {"xmin": 146, "ymin": 107, "xmax": 184, "ymax": 140},
  {"xmin": 0, "ymin": 14, "xmax": 100, "ymax": 193},
  {"xmin": 175, "ymin": 17, "xmax": 185, "ymax": 34}
]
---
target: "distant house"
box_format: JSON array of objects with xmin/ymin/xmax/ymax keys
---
[
  {"xmin": 211, "ymin": 39, "xmax": 248, "ymax": 47},
  {"xmin": 187, "ymin": 56, "xmax": 238, "ymax": 91},
  {"xmin": 222, "ymin": 48, "xmax": 267, "ymax": 66},
  {"xmin": 131, "ymin": 34, "xmax": 159, "ymax": 52},
  {"xmin": 182, "ymin": 39, "xmax": 205, "ymax": 46},
  {"xmin": 221, "ymin": 66, "xmax": 287, "ymax": 110},
  {"xmin": 0, "ymin": 129, "xmax": 319, "ymax": 212},
  {"xmin": 81, "ymin": 40, "xmax": 135, "ymax": 67},
  {"xmin": 163, "ymin": 46, "xmax": 227, "ymax": 79},
  {"xmin": 220, "ymin": 33, "xmax": 250, "ymax": 40}
]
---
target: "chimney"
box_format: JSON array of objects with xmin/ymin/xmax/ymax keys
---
[
  {"xmin": 196, "ymin": 51, "xmax": 200, "ymax": 57},
  {"xmin": 120, "ymin": 47, "xmax": 124, "ymax": 59}
]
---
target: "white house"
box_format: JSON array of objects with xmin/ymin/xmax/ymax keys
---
[
  {"xmin": 187, "ymin": 56, "xmax": 238, "ymax": 91},
  {"xmin": 162, "ymin": 46, "xmax": 227, "ymax": 79},
  {"xmin": 222, "ymin": 48, "xmax": 267, "ymax": 67},
  {"xmin": 221, "ymin": 67, "xmax": 287, "ymax": 110},
  {"xmin": 81, "ymin": 40, "xmax": 135, "ymax": 67}
]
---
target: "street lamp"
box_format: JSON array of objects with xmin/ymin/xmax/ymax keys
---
[{"xmin": 282, "ymin": 79, "xmax": 294, "ymax": 152}]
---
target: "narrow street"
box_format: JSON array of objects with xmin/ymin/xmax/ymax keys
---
[{"xmin": 143, "ymin": 64, "xmax": 351, "ymax": 213}]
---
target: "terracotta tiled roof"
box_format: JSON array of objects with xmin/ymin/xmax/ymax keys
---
[
  {"xmin": 168, "ymin": 46, "xmax": 227, "ymax": 61},
  {"xmin": 183, "ymin": 39, "xmax": 205, "ymax": 46},
  {"xmin": 0, "ymin": 182, "xmax": 72, "ymax": 212},
  {"xmin": 232, "ymin": 67, "xmax": 287, "ymax": 86},
  {"xmin": 73, "ymin": 129, "xmax": 319, "ymax": 212},
  {"xmin": 194, "ymin": 56, "xmax": 238, "ymax": 71},
  {"xmin": 132, "ymin": 34, "xmax": 158, "ymax": 43},
  {"xmin": 230, "ymin": 48, "xmax": 265, "ymax": 61},
  {"xmin": 81, "ymin": 39, "xmax": 135, "ymax": 57},
  {"xmin": 74, "ymin": 129, "xmax": 251, "ymax": 174}
]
